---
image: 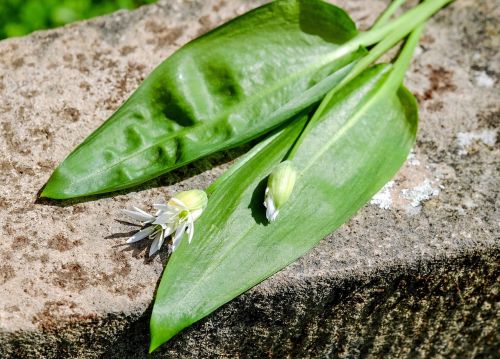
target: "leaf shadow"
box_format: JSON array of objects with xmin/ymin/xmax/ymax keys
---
[
  {"xmin": 35, "ymin": 144, "xmax": 253, "ymax": 208},
  {"xmin": 249, "ymin": 177, "xmax": 269, "ymax": 226},
  {"xmin": 105, "ymin": 230, "xmax": 137, "ymax": 240},
  {"xmin": 104, "ymin": 219, "xmax": 142, "ymax": 240},
  {"xmin": 103, "ymin": 218, "xmax": 171, "ymax": 265},
  {"xmin": 109, "ymin": 227, "xmax": 172, "ymax": 266}
]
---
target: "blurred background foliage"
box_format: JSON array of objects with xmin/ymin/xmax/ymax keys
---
[{"xmin": 0, "ymin": 0, "xmax": 158, "ymax": 40}]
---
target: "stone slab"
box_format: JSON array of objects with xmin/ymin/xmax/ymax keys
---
[{"xmin": 0, "ymin": 0, "xmax": 498, "ymax": 357}]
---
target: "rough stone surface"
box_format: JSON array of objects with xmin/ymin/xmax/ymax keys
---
[{"xmin": 0, "ymin": 0, "xmax": 498, "ymax": 358}]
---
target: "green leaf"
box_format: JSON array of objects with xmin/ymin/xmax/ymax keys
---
[
  {"xmin": 149, "ymin": 63, "xmax": 418, "ymax": 351},
  {"xmin": 42, "ymin": 0, "xmax": 366, "ymax": 199}
]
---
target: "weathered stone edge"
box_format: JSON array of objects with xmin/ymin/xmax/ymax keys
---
[{"xmin": 1, "ymin": 248, "xmax": 497, "ymax": 358}]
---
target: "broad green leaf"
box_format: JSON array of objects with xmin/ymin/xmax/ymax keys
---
[
  {"xmin": 42, "ymin": 0, "xmax": 366, "ymax": 199},
  {"xmin": 149, "ymin": 63, "xmax": 418, "ymax": 351}
]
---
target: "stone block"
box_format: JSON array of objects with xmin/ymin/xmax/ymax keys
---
[{"xmin": 0, "ymin": 0, "xmax": 498, "ymax": 357}]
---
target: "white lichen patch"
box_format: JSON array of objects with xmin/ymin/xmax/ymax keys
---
[
  {"xmin": 370, "ymin": 181, "xmax": 395, "ymax": 210},
  {"xmin": 413, "ymin": 45, "xmax": 424, "ymax": 58},
  {"xmin": 370, "ymin": 150, "xmax": 441, "ymax": 214},
  {"xmin": 401, "ymin": 179, "xmax": 440, "ymax": 209},
  {"xmin": 456, "ymin": 129, "xmax": 497, "ymax": 155},
  {"xmin": 472, "ymin": 71, "xmax": 495, "ymax": 88},
  {"xmin": 407, "ymin": 151, "xmax": 421, "ymax": 166}
]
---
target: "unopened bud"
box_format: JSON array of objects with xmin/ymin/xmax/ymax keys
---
[
  {"xmin": 264, "ymin": 161, "xmax": 297, "ymax": 222},
  {"xmin": 170, "ymin": 189, "xmax": 208, "ymax": 212}
]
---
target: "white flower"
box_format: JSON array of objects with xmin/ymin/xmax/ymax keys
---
[
  {"xmin": 123, "ymin": 190, "xmax": 208, "ymax": 256},
  {"xmin": 264, "ymin": 161, "xmax": 297, "ymax": 222}
]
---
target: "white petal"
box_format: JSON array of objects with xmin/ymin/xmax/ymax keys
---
[
  {"xmin": 171, "ymin": 222, "xmax": 187, "ymax": 252},
  {"xmin": 190, "ymin": 208, "xmax": 203, "ymax": 221},
  {"xmin": 169, "ymin": 197, "xmax": 188, "ymax": 210},
  {"xmin": 122, "ymin": 209, "xmax": 155, "ymax": 223},
  {"xmin": 263, "ymin": 188, "xmax": 270, "ymax": 210},
  {"xmin": 264, "ymin": 192, "xmax": 278, "ymax": 222},
  {"xmin": 148, "ymin": 227, "xmax": 161, "ymax": 239},
  {"xmin": 153, "ymin": 212, "xmax": 178, "ymax": 225},
  {"xmin": 149, "ymin": 232, "xmax": 160, "ymax": 254},
  {"xmin": 175, "ymin": 221, "xmax": 188, "ymax": 240},
  {"xmin": 164, "ymin": 225, "xmax": 176, "ymax": 237},
  {"xmin": 153, "ymin": 203, "xmax": 169, "ymax": 209},
  {"xmin": 126, "ymin": 226, "xmax": 155, "ymax": 243},
  {"xmin": 133, "ymin": 206, "xmax": 156, "ymax": 223},
  {"xmin": 154, "ymin": 208, "xmax": 177, "ymax": 217},
  {"xmin": 149, "ymin": 231, "xmax": 164, "ymax": 257},
  {"xmin": 187, "ymin": 215, "xmax": 194, "ymax": 244},
  {"xmin": 132, "ymin": 206, "xmax": 152, "ymax": 216},
  {"xmin": 158, "ymin": 224, "xmax": 175, "ymax": 237}
]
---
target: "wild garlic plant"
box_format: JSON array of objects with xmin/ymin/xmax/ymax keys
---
[{"xmin": 38, "ymin": 0, "xmax": 456, "ymax": 351}]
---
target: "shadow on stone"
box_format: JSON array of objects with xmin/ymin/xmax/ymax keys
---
[
  {"xmin": 105, "ymin": 230, "xmax": 138, "ymax": 240},
  {"xmin": 97, "ymin": 251, "xmax": 499, "ymax": 358}
]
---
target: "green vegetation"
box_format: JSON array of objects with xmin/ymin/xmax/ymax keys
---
[{"xmin": 0, "ymin": 0, "xmax": 157, "ymax": 39}]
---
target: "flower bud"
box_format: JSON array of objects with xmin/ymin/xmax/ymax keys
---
[
  {"xmin": 170, "ymin": 189, "xmax": 208, "ymax": 211},
  {"xmin": 264, "ymin": 161, "xmax": 297, "ymax": 222}
]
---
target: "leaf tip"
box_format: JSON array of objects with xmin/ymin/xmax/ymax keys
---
[
  {"xmin": 40, "ymin": 178, "xmax": 66, "ymax": 200},
  {"xmin": 39, "ymin": 188, "xmax": 49, "ymax": 199},
  {"xmin": 149, "ymin": 325, "xmax": 169, "ymax": 353},
  {"xmin": 41, "ymin": 167, "xmax": 85, "ymax": 200},
  {"xmin": 148, "ymin": 341, "xmax": 159, "ymax": 354},
  {"xmin": 149, "ymin": 304, "xmax": 187, "ymax": 353},
  {"xmin": 39, "ymin": 182, "xmax": 57, "ymax": 199}
]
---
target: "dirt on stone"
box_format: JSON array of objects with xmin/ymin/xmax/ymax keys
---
[{"xmin": 47, "ymin": 234, "xmax": 82, "ymax": 252}]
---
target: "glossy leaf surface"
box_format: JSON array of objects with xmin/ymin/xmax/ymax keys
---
[
  {"xmin": 42, "ymin": 0, "xmax": 365, "ymax": 199},
  {"xmin": 150, "ymin": 63, "xmax": 418, "ymax": 350}
]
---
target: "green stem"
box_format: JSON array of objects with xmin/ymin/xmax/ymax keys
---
[
  {"xmin": 359, "ymin": 0, "xmax": 450, "ymax": 46},
  {"xmin": 387, "ymin": 22, "xmax": 425, "ymax": 88},
  {"xmin": 329, "ymin": 0, "xmax": 452, "ymax": 62},
  {"xmin": 372, "ymin": 0, "xmax": 408, "ymax": 30},
  {"xmin": 287, "ymin": 20, "xmax": 428, "ymax": 160}
]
